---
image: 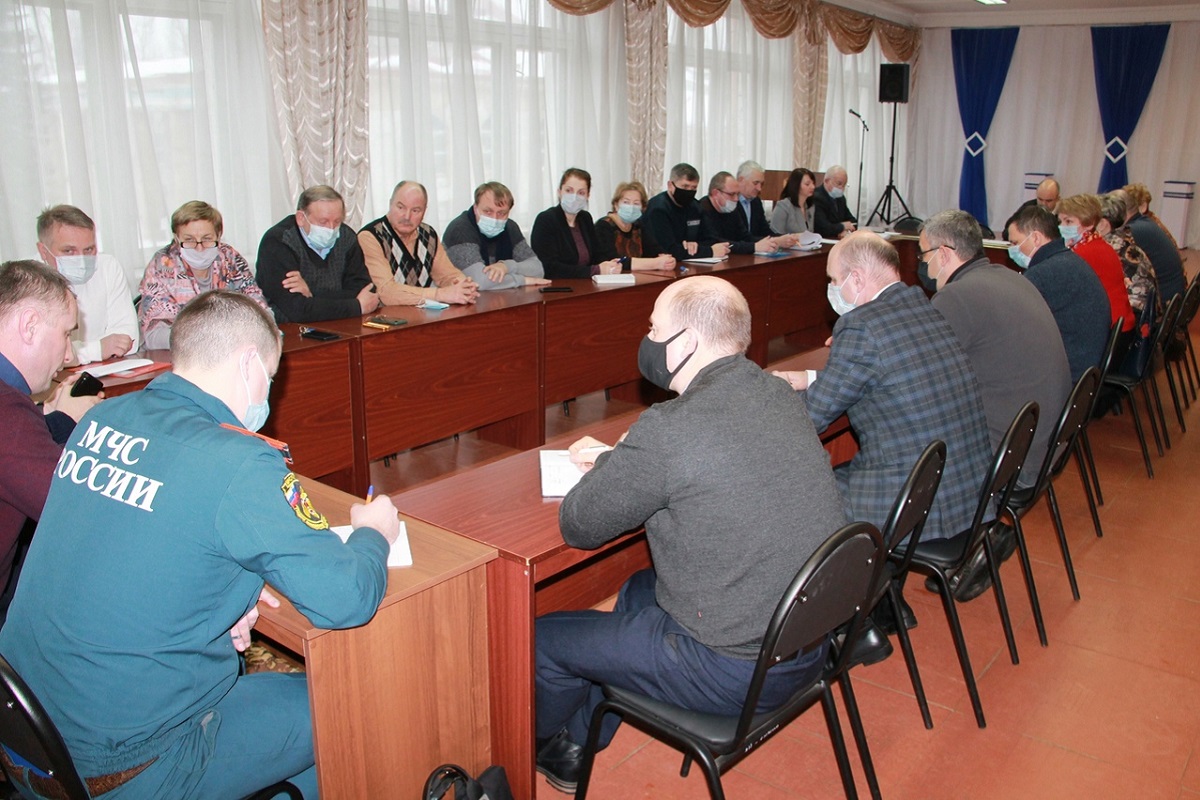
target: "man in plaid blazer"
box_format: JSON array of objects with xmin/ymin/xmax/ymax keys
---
[{"xmin": 776, "ymin": 231, "xmax": 993, "ymax": 550}]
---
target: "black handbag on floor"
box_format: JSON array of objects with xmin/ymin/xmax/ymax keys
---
[{"xmin": 422, "ymin": 763, "xmax": 514, "ymax": 800}]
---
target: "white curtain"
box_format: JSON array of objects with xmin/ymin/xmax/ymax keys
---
[
  {"xmin": 910, "ymin": 22, "xmax": 1200, "ymax": 246},
  {"xmin": 819, "ymin": 36, "xmax": 911, "ymax": 227},
  {"xmin": 663, "ymin": 3, "xmax": 794, "ymax": 189},
  {"xmin": 0, "ymin": 0, "xmax": 290, "ymax": 291},
  {"xmin": 365, "ymin": 0, "xmax": 628, "ymax": 234}
]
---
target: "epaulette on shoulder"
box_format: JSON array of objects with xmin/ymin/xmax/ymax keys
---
[{"xmin": 218, "ymin": 422, "xmax": 294, "ymax": 465}]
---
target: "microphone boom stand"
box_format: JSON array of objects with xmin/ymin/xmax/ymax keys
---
[{"xmin": 852, "ymin": 112, "xmax": 868, "ymax": 222}]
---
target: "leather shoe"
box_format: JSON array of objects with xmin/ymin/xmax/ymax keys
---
[
  {"xmin": 875, "ymin": 593, "xmax": 917, "ymax": 636},
  {"xmin": 537, "ymin": 729, "xmax": 585, "ymax": 794},
  {"xmin": 988, "ymin": 522, "xmax": 1018, "ymax": 564},
  {"xmin": 846, "ymin": 618, "xmax": 894, "ymax": 668},
  {"xmin": 924, "ymin": 545, "xmax": 993, "ymax": 603}
]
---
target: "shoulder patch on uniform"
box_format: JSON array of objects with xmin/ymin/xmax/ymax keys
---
[{"xmin": 281, "ymin": 472, "xmax": 329, "ymax": 530}]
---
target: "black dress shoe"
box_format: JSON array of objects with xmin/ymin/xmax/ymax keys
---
[
  {"xmin": 875, "ymin": 593, "xmax": 917, "ymax": 636},
  {"xmin": 988, "ymin": 522, "xmax": 1018, "ymax": 564},
  {"xmin": 847, "ymin": 618, "xmax": 894, "ymax": 668},
  {"xmin": 924, "ymin": 545, "xmax": 993, "ymax": 602},
  {"xmin": 537, "ymin": 729, "xmax": 585, "ymax": 794}
]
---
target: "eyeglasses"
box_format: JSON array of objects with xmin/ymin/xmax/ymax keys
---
[{"xmin": 180, "ymin": 236, "xmax": 218, "ymax": 250}]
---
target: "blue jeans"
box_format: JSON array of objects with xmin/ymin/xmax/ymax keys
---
[
  {"xmin": 13, "ymin": 673, "xmax": 318, "ymax": 800},
  {"xmin": 535, "ymin": 569, "xmax": 826, "ymax": 749}
]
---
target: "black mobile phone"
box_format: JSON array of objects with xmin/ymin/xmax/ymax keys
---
[
  {"xmin": 299, "ymin": 327, "xmax": 340, "ymax": 341},
  {"xmin": 71, "ymin": 372, "xmax": 104, "ymax": 397},
  {"xmin": 539, "ymin": 287, "xmax": 573, "ymax": 293},
  {"xmin": 367, "ymin": 316, "xmax": 408, "ymax": 327}
]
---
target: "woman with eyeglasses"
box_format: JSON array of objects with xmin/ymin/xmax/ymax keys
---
[{"xmin": 138, "ymin": 201, "xmax": 267, "ymax": 350}]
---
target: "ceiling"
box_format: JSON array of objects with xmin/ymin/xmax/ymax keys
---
[{"xmin": 834, "ymin": 0, "xmax": 1200, "ymax": 28}]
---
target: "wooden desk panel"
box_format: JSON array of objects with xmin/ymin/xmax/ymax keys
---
[
  {"xmin": 256, "ymin": 479, "xmax": 497, "ymax": 799},
  {"xmin": 262, "ymin": 336, "xmax": 360, "ymax": 489},
  {"xmin": 767, "ymin": 251, "xmax": 836, "ymax": 349},
  {"xmin": 359, "ymin": 303, "xmax": 542, "ymax": 461},
  {"xmin": 542, "ymin": 276, "xmax": 672, "ymax": 405}
]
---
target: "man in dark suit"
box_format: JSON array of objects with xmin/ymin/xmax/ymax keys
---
[
  {"xmin": 775, "ymin": 232, "xmax": 994, "ymax": 602},
  {"xmin": 734, "ymin": 160, "xmax": 797, "ymax": 246},
  {"xmin": 1002, "ymin": 177, "xmax": 1061, "ymax": 239},
  {"xmin": 812, "ymin": 165, "xmax": 858, "ymax": 239},
  {"xmin": 698, "ymin": 171, "xmax": 779, "ymax": 255}
]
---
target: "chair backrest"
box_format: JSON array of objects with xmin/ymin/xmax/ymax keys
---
[
  {"xmin": 880, "ymin": 440, "xmax": 947, "ymax": 580},
  {"xmin": 1166, "ymin": 281, "xmax": 1200, "ymax": 359},
  {"xmin": 1152, "ymin": 295, "xmax": 1183, "ymax": 366},
  {"xmin": 734, "ymin": 522, "xmax": 884, "ymax": 743},
  {"xmin": 1097, "ymin": 320, "xmax": 1123, "ymax": 382},
  {"xmin": 1033, "ymin": 367, "xmax": 1102, "ymax": 489},
  {"xmin": 1119, "ymin": 286, "xmax": 1159, "ymax": 377},
  {"xmin": 1177, "ymin": 276, "xmax": 1200, "ymax": 330},
  {"xmin": 962, "ymin": 402, "xmax": 1040, "ymax": 559},
  {"xmin": 0, "ymin": 654, "xmax": 90, "ymax": 799}
]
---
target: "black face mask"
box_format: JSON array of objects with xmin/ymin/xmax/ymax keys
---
[
  {"xmin": 638, "ymin": 329, "xmax": 692, "ymax": 391},
  {"xmin": 916, "ymin": 259, "xmax": 938, "ymax": 293},
  {"xmin": 670, "ymin": 186, "xmax": 697, "ymax": 207}
]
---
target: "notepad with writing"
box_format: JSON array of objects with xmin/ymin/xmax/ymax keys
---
[
  {"xmin": 331, "ymin": 522, "xmax": 413, "ymax": 567},
  {"xmin": 540, "ymin": 450, "xmax": 585, "ymax": 497}
]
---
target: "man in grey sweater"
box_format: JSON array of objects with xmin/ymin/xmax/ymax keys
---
[{"xmin": 534, "ymin": 276, "xmax": 847, "ymax": 793}]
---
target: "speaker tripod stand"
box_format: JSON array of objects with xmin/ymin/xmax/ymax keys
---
[{"xmin": 867, "ymin": 102, "xmax": 912, "ymax": 227}]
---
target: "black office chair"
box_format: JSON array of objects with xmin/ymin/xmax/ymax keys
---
[
  {"xmin": 1104, "ymin": 294, "xmax": 1179, "ymax": 478},
  {"xmin": 1076, "ymin": 319, "xmax": 1122, "ymax": 516},
  {"xmin": 1172, "ymin": 273, "xmax": 1200, "ymax": 401},
  {"xmin": 1161, "ymin": 283, "xmax": 1198, "ymax": 429},
  {"xmin": 1004, "ymin": 368, "xmax": 1101, "ymax": 647},
  {"xmin": 573, "ymin": 522, "xmax": 886, "ymax": 800},
  {"xmin": 0, "ymin": 654, "xmax": 303, "ymax": 800},
  {"xmin": 871, "ymin": 440, "xmax": 947, "ymax": 730},
  {"xmin": 900, "ymin": 402, "xmax": 1039, "ymax": 729}
]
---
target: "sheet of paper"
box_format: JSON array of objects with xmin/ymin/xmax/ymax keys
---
[
  {"xmin": 592, "ymin": 273, "xmax": 636, "ymax": 285},
  {"xmin": 680, "ymin": 256, "xmax": 728, "ymax": 264},
  {"xmin": 540, "ymin": 450, "xmax": 586, "ymax": 497},
  {"xmin": 819, "ymin": 237, "xmax": 841, "ymax": 246},
  {"xmin": 331, "ymin": 522, "xmax": 413, "ymax": 567},
  {"xmin": 795, "ymin": 232, "xmax": 823, "ymax": 248},
  {"xmin": 80, "ymin": 358, "xmax": 154, "ymax": 378}
]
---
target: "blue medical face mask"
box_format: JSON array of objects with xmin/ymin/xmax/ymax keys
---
[
  {"xmin": 1008, "ymin": 233, "xmax": 1033, "ymax": 270},
  {"xmin": 241, "ymin": 352, "xmax": 272, "ymax": 432},
  {"xmin": 477, "ymin": 214, "xmax": 506, "ymax": 239},
  {"xmin": 617, "ymin": 203, "xmax": 642, "ymax": 224},
  {"xmin": 826, "ymin": 279, "xmax": 861, "ymax": 316},
  {"xmin": 828, "ymin": 186, "xmax": 845, "ymax": 200},
  {"xmin": 55, "ymin": 254, "xmax": 98, "ymax": 285},
  {"xmin": 560, "ymin": 192, "xmax": 588, "ymax": 216},
  {"xmin": 302, "ymin": 214, "xmax": 340, "ymax": 251},
  {"xmin": 1059, "ymin": 224, "xmax": 1081, "ymax": 247}
]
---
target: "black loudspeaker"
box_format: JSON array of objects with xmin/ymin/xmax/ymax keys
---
[{"xmin": 879, "ymin": 63, "xmax": 910, "ymax": 104}]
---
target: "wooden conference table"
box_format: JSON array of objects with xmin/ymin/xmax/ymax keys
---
[
  {"xmin": 253, "ymin": 477, "xmax": 497, "ymax": 798},
  {"xmin": 97, "ymin": 247, "xmax": 838, "ymax": 496},
  {"xmin": 395, "ymin": 367, "xmax": 852, "ymax": 800}
]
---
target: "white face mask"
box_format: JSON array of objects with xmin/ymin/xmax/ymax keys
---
[
  {"xmin": 560, "ymin": 192, "xmax": 588, "ymax": 216},
  {"xmin": 55, "ymin": 254, "xmax": 98, "ymax": 285},
  {"xmin": 179, "ymin": 245, "xmax": 219, "ymax": 270},
  {"xmin": 826, "ymin": 280, "xmax": 861, "ymax": 316},
  {"xmin": 718, "ymin": 198, "xmax": 738, "ymax": 214}
]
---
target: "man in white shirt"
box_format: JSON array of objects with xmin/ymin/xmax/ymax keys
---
[{"xmin": 36, "ymin": 205, "xmax": 139, "ymax": 365}]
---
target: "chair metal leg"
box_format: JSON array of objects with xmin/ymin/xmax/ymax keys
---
[
  {"xmin": 932, "ymin": 569, "xmax": 987, "ymax": 728},
  {"xmin": 1138, "ymin": 380, "xmax": 1165, "ymax": 458},
  {"xmin": 1073, "ymin": 442, "xmax": 1103, "ymax": 538},
  {"xmin": 1078, "ymin": 426, "xmax": 1104, "ymax": 506},
  {"xmin": 887, "ymin": 581, "xmax": 932, "ymax": 729},
  {"xmin": 983, "ymin": 538, "xmax": 1019, "ymax": 666},
  {"xmin": 820, "ymin": 683, "xmax": 860, "ymax": 800},
  {"xmin": 1176, "ymin": 358, "xmax": 1192, "ymax": 409},
  {"xmin": 1009, "ymin": 515, "xmax": 1047, "ymax": 647},
  {"xmin": 1117, "ymin": 384, "xmax": 1155, "ymax": 478},
  {"xmin": 1147, "ymin": 368, "xmax": 1171, "ymax": 450},
  {"xmin": 838, "ymin": 672, "xmax": 882, "ymax": 800},
  {"xmin": 1186, "ymin": 333, "xmax": 1199, "ymax": 401},
  {"xmin": 1045, "ymin": 484, "xmax": 1081, "ymax": 601},
  {"xmin": 575, "ymin": 703, "xmax": 613, "ymax": 800},
  {"xmin": 1164, "ymin": 357, "xmax": 1187, "ymax": 431}
]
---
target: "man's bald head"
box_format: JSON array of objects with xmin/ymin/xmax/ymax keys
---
[
  {"xmin": 658, "ymin": 275, "xmax": 751, "ymax": 357},
  {"xmin": 1036, "ymin": 178, "xmax": 1061, "ymax": 212},
  {"xmin": 829, "ymin": 230, "xmax": 901, "ymax": 286}
]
